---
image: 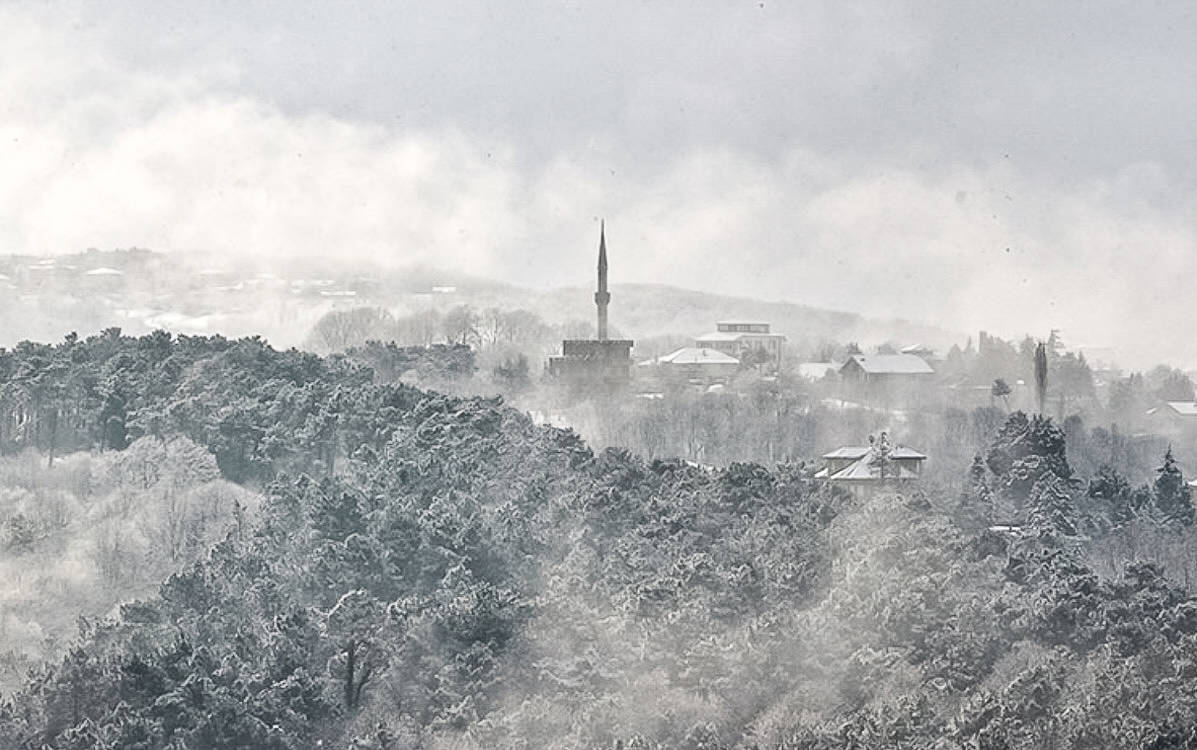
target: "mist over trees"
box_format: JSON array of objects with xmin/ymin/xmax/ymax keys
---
[{"xmin": 0, "ymin": 331, "xmax": 1194, "ymax": 748}]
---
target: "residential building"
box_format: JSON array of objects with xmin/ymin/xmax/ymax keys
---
[
  {"xmin": 639, "ymin": 347, "xmax": 740, "ymax": 384},
  {"xmin": 798, "ymin": 361, "xmax": 838, "ymax": 381},
  {"xmin": 839, "ymin": 353, "xmax": 935, "ymax": 405},
  {"xmin": 694, "ymin": 321, "xmax": 786, "ymax": 372},
  {"xmin": 815, "ymin": 438, "xmax": 927, "ymax": 488}
]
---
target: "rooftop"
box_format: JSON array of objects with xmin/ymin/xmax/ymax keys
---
[
  {"xmin": 651, "ymin": 347, "xmax": 740, "ymax": 366},
  {"xmin": 1165, "ymin": 401, "xmax": 1197, "ymax": 417},
  {"xmin": 798, "ymin": 362, "xmax": 838, "ymax": 379},
  {"xmin": 820, "ymin": 459, "xmax": 922, "ymax": 481},
  {"xmin": 813, "ymin": 454, "xmax": 924, "ymax": 483},
  {"xmin": 844, "ymin": 353, "xmax": 935, "ymax": 375},
  {"xmin": 695, "ymin": 331, "xmax": 742, "ymax": 342},
  {"xmin": 822, "ymin": 446, "xmax": 927, "ymax": 460},
  {"xmin": 696, "ymin": 330, "xmax": 787, "ymax": 341}
]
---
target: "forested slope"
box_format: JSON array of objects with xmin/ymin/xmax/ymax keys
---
[{"xmin": 0, "ymin": 331, "xmax": 1195, "ymax": 748}]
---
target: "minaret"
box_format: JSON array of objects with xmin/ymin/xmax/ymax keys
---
[{"xmin": 594, "ymin": 221, "xmax": 610, "ymax": 341}]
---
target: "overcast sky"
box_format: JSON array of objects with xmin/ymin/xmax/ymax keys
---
[{"xmin": 2, "ymin": 1, "xmax": 1194, "ymax": 365}]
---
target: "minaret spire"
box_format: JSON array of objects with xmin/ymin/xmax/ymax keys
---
[{"xmin": 595, "ymin": 221, "xmax": 610, "ymax": 341}]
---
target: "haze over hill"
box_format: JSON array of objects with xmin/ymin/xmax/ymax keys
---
[
  {"xmin": 1, "ymin": 3, "xmax": 1192, "ymax": 370},
  {"xmin": 1, "ymin": 249, "xmax": 966, "ymax": 361}
]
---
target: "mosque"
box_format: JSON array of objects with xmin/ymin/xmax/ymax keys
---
[{"xmin": 546, "ymin": 223, "xmax": 634, "ymax": 389}]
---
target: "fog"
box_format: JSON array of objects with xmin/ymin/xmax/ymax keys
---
[
  {"xmin": 2, "ymin": 2, "xmax": 1194, "ymax": 366},
  {"xmin": 4, "ymin": 6, "xmax": 1197, "ymax": 745}
]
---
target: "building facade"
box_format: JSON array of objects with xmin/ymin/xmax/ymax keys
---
[
  {"xmin": 694, "ymin": 321, "xmax": 786, "ymax": 372},
  {"xmin": 638, "ymin": 346, "xmax": 741, "ymax": 385}
]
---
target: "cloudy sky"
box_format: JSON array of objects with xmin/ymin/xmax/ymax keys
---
[{"xmin": 2, "ymin": 1, "xmax": 1194, "ymax": 364}]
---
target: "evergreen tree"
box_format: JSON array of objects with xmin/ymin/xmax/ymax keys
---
[
  {"xmin": 1026, "ymin": 473, "xmax": 1079, "ymax": 538},
  {"xmin": 1086, "ymin": 463, "xmax": 1133, "ymax": 530},
  {"xmin": 957, "ymin": 455, "xmax": 993, "ymax": 529},
  {"xmin": 985, "ymin": 412, "xmax": 1072, "ymax": 506},
  {"xmin": 1152, "ymin": 447, "xmax": 1195, "ymax": 527},
  {"xmin": 1034, "ymin": 342, "xmax": 1048, "ymax": 415}
]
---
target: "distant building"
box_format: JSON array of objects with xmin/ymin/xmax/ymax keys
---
[
  {"xmin": 79, "ymin": 266, "xmax": 126, "ymax": 294},
  {"xmin": 547, "ymin": 223, "xmax": 634, "ymax": 389},
  {"xmin": 815, "ymin": 438, "xmax": 927, "ymax": 487},
  {"xmin": 639, "ymin": 347, "xmax": 740, "ymax": 384},
  {"xmin": 1152, "ymin": 402, "xmax": 1197, "ymax": 419},
  {"xmin": 900, "ymin": 343, "xmax": 936, "ymax": 360},
  {"xmin": 798, "ymin": 361, "xmax": 838, "ymax": 381},
  {"xmin": 1145, "ymin": 401, "xmax": 1197, "ymax": 442},
  {"xmin": 694, "ymin": 321, "xmax": 786, "ymax": 372},
  {"xmin": 840, "ymin": 353, "xmax": 934, "ymax": 405},
  {"xmin": 83, "ymin": 266, "xmax": 124, "ymax": 277},
  {"xmin": 840, "ymin": 353, "xmax": 934, "ymax": 382}
]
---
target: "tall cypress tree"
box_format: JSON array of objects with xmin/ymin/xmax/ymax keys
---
[{"xmin": 1034, "ymin": 342, "xmax": 1048, "ymax": 416}]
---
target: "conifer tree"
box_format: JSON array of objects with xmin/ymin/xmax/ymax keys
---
[
  {"xmin": 1034, "ymin": 342, "xmax": 1048, "ymax": 415},
  {"xmin": 958, "ymin": 455, "xmax": 993, "ymax": 529},
  {"xmin": 1087, "ymin": 464, "xmax": 1133, "ymax": 530},
  {"xmin": 1152, "ymin": 447, "xmax": 1195, "ymax": 527},
  {"xmin": 1026, "ymin": 473, "xmax": 1079, "ymax": 539}
]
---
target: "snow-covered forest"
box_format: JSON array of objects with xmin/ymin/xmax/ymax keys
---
[
  {"xmin": 3, "ymin": 1, "xmax": 1195, "ymax": 746},
  {"xmin": 0, "ymin": 331, "xmax": 1195, "ymax": 748}
]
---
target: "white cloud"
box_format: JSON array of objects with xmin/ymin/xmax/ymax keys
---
[{"xmin": 1, "ymin": 3, "xmax": 1194, "ymax": 368}]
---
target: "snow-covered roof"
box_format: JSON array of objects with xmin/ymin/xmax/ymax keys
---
[
  {"xmin": 696, "ymin": 330, "xmax": 785, "ymax": 342},
  {"xmin": 694, "ymin": 331, "xmax": 743, "ymax": 342},
  {"xmin": 825, "ymin": 459, "xmax": 921, "ymax": 481},
  {"xmin": 822, "ymin": 446, "xmax": 926, "ymax": 460},
  {"xmin": 798, "ymin": 362, "xmax": 838, "ymax": 380},
  {"xmin": 814, "ymin": 450, "xmax": 923, "ymax": 480},
  {"xmin": 652, "ymin": 347, "xmax": 740, "ymax": 366},
  {"xmin": 822, "ymin": 446, "xmax": 871, "ymax": 460},
  {"xmin": 84, "ymin": 266, "xmax": 124, "ymax": 276},
  {"xmin": 843, "ymin": 353, "xmax": 934, "ymax": 375},
  {"xmin": 1164, "ymin": 402, "xmax": 1197, "ymax": 417}
]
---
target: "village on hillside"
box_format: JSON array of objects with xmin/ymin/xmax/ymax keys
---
[{"xmin": 4, "ymin": 231, "xmax": 1197, "ymax": 501}]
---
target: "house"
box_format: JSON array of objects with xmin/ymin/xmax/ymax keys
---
[
  {"xmin": 815, "ymin": 439, "xmax": 927, "ymax": 487},
  {"xmin": 840, "ymin": 353, "xmax": 934, "ymax": 382},
  {"xmin": 1149, "ymin": 402, "xmax": 1197, "ymax": 420},
  {"xmin": 639, "ymin": 347, "xmax": 740, "ymax": 383},
  {"xmin": 694, "ymin": 321, "xmax": 786, "ymax": 372},
  {"xmin": 839, "ymin": 353, "xmax": 934, "ymax": 404},
  {"xmin": 1145, "ymin": 402, "xmax": 1197, "ymax": 442},
  {"xmin": 798, "ymin": 362, "xmax": 838, "ymax": 381},
  {"xmin": 900, "ymin": 343, "xmax": 936, "ymax": 360}
]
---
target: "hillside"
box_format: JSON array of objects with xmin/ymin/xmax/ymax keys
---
[
  {"xmin": 0, "ymin": 250, "xmax": 962, "ymax": 354},
  {"xmin": 528, "ymin": 282, "xmax": 961, "ymax": 352},
  {"xmin": 0, "ymin": 331, "xmax": 1194, "ymax": 748}
]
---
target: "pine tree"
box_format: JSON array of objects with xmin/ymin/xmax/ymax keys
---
[
  {"xmin": 1152, "ymin": 447, "xmax": 1195, "ymax": 527},
  {"xmin": 1087, "ymin": 464, "xmax": 1133, "ymax": 530},
  {"xmin": 958, "ymin": 455, "xmax": 993, "ymax": 529},
  {"xmin": 1026, "ymin": 473, "xmax": 1079, "ymax": 539}
]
